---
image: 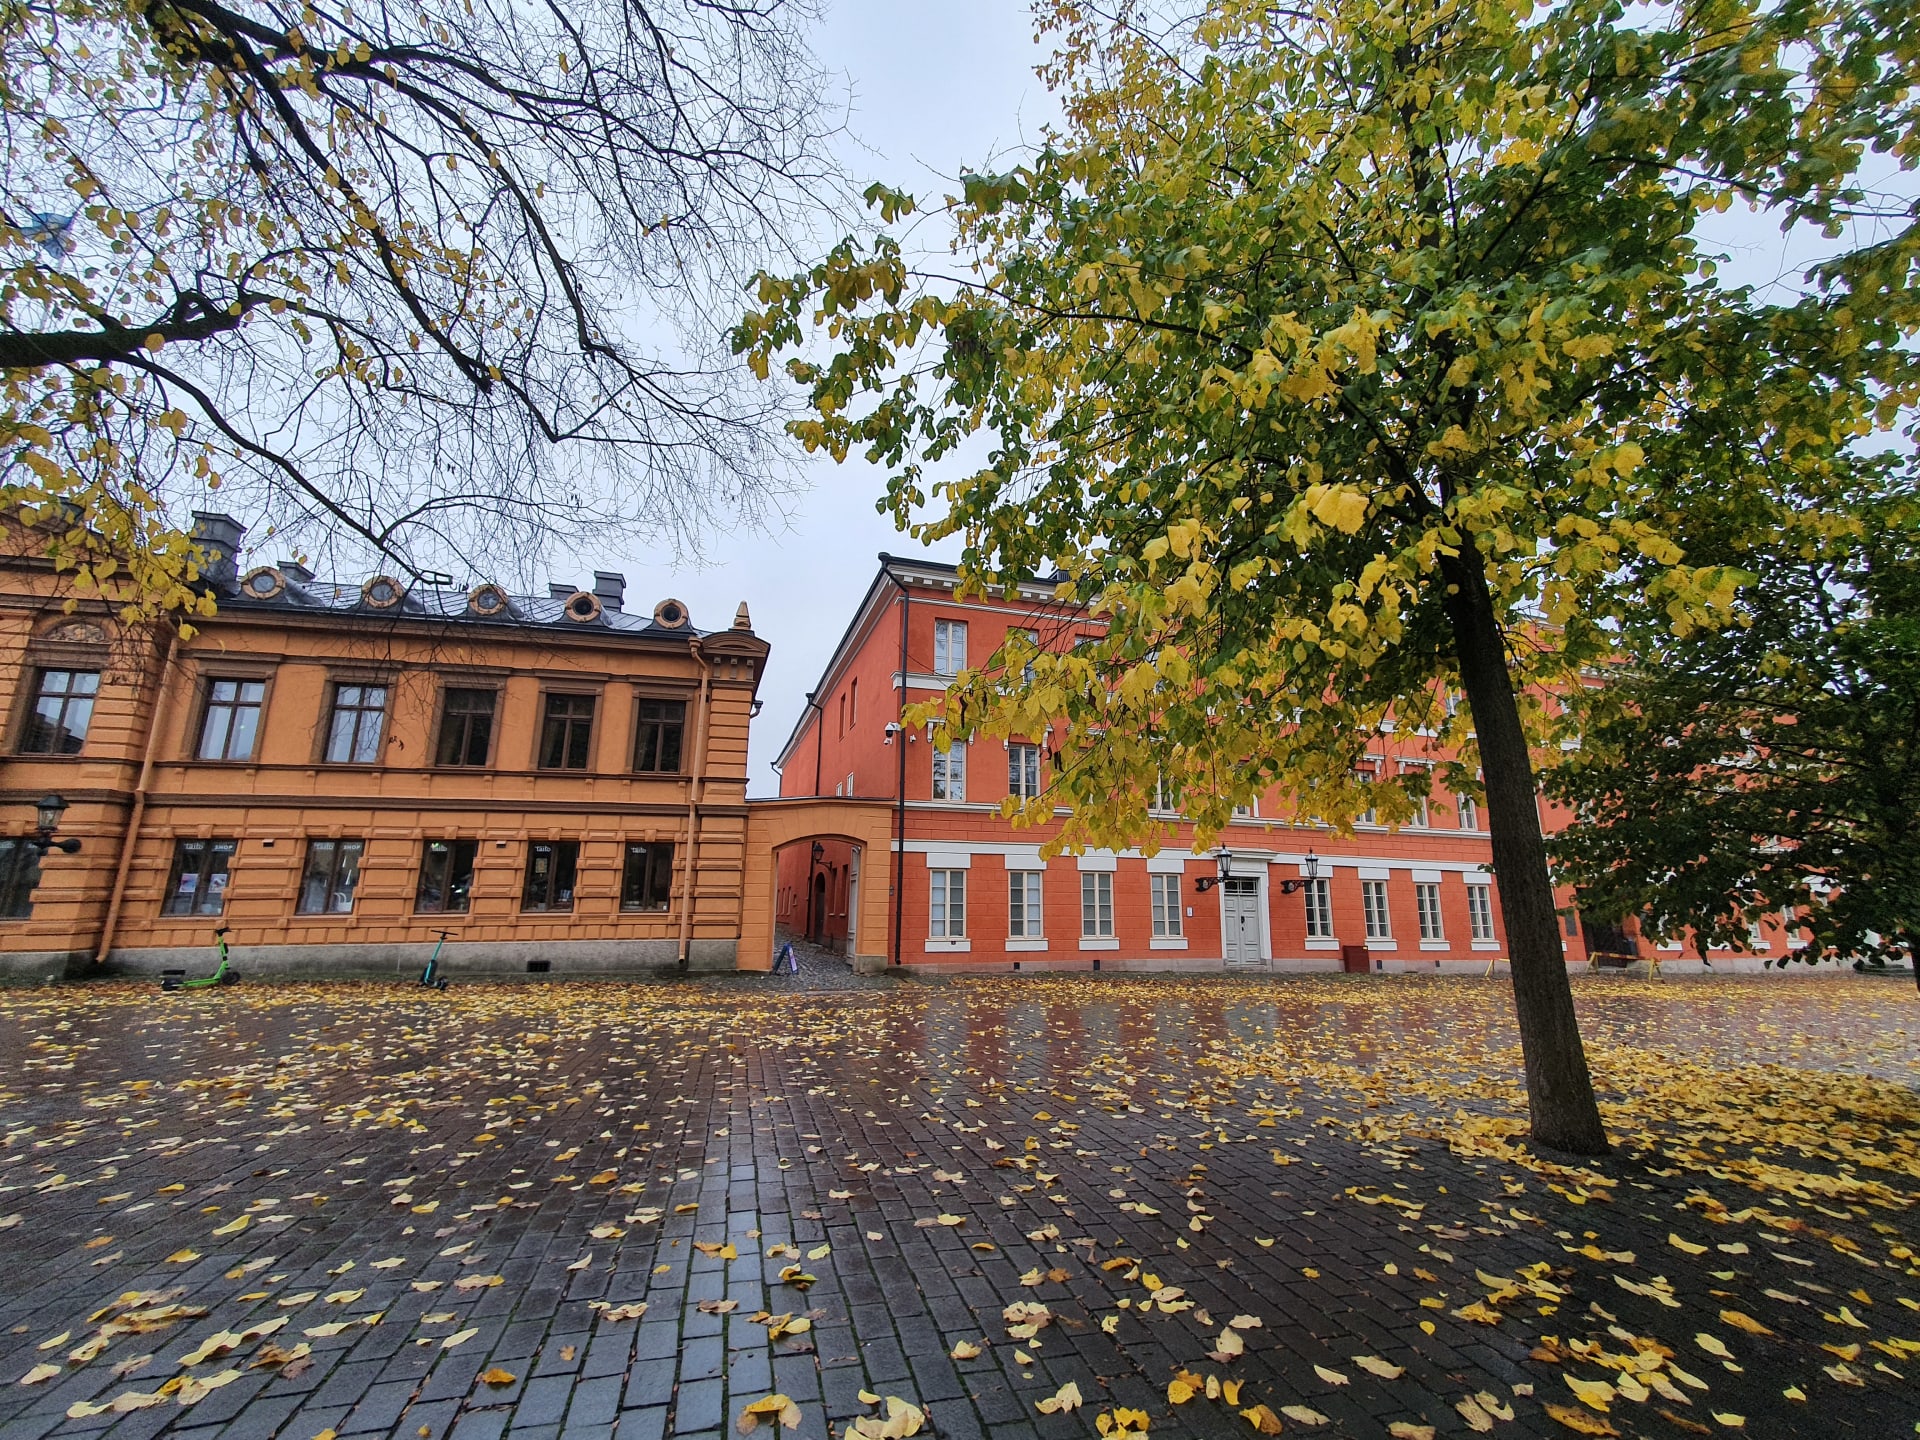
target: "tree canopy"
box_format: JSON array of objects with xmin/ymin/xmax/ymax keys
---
[
  {"xmin": 2, "ymin": 0, "xmax": 841, "ymax": 615},
  {"xmin": 739, "ymin": 0, "xmax": 1919, "ymax": 1152},
  {"xmin": 1547, "ymin": 485, "xmax": 1920, "ymax": 978}
]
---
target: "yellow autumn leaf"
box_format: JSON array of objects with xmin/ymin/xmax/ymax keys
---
[
  {"xmin": 1388, "ymin": 1425, "xmax": 1435, "ymax": 1440},
  {"xmin": 1565, "ymin": 1375, "xmax": 1615, "ymax": 1411},
  {"xmin": 481, "ymin": 1368, "xmax": 516, "ymax": 1386},
  {"xmin": 1241, "ymin": 1403, "xmax": 1284, "ymax": 1434},
  {"xmin": 166, "ymin": 1249, "xmax": 201, "ymax": 1264},
  {"xmin": 1543, "ymin": 1404, "xmax": 1618, "ymax": 1436},
  {"xmin": 211, "ymin": 1215, "xmax": 249, "ymax": 1236},
  {"xmin": 1718, "ymin": 1310, "xmax": 1772, "ymax": 1337},
  {"xmin": 1036, "ymin": 1381, "xmax": 1082, "ymax": 1414},
  {"xmin": 1281, "ymin": 1405, "xmax": 1330, "ymax": 1425},
  {"xmin": 1694, "ymin": 1333, "xmax": 1733, "ymax": 1360},
  {"xmin": 1353, "ymin": 1354, "xmax": 1404, "ymax": 1379},
  {"xmin": 949, "ymin": 1340, "xmax": 980, "ymax": 1360}
]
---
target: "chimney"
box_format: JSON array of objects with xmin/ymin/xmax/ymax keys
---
[
  {"xmin": 190, "ymin": 511, "xmax": 246, "ymax": 590},
  {"xmin": 733, "ymin": 602, "xmax": 753, "ymax": 631},
  {"xmin": 593, "ymin": 572, "xmax": 626, "ymax": 612},
  {"xmin": 548, "ymin": 582, "xmax": 573, "ymax": 600},
  {"xmin": 280, "ymin": 560, "xmax": 314, "ymax": 583}
]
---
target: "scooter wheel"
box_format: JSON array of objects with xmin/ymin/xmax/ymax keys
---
[{"xmin": 222, "ymin": 970, "xmax": 240, "ymax": 984}]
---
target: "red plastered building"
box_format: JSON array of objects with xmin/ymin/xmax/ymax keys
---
[{"xmin": 771, "ymin": 555, "xmax": 1794, "ymax": 974}]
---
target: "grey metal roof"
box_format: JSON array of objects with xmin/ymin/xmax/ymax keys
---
[{"xmin": 221, "ymin": 575, "xmax": 712, "ymax": 641}]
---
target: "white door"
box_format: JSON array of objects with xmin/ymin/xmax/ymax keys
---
[
  {"xmin": 1222, "ymin": 878, "xmax": 1263, "ymax": 969},
  {"xmin": 845, "ymin": 849, "xmax": 861, "ymax": 958}
]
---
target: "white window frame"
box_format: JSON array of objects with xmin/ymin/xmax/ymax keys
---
[
  {"xmin": 1400, "ymin": 764, "xmax": 1430, "ymax": 827},
  {"xmin": 1416, "ymin": 882, "xmax": 1445, "ymax": 945},
  {"xmin": 1303, "ymin": 877, "xmax": 1333, "ymax": 940},
  {"xmin": 1008, "ymin": 869, "xmax": 1044, "ymax": 943},
  {"xmin": 1456, "ymin": 794, "xmax": 1478, "ymax": 831},
  {"xmin": 1361, "ymin": 880, "xmax": 1393, "ymax": 943},
  {"xmin": 1467, "ymin": 883, "xmax": 1496, "ymax": 945},
  {"xmin": 929, "ymin": 868, "xmax": 967, "ymax": 939},
  {"xmin": 1232, "ymin": 800, "xmax": 1258, "ymax": 819},
  {"xmin": 1150, "ymin": 873, "xmax": 1183, "ymax": 938},
  {"xmin": 1008, "ymin": 742, "xmax": 1041, "ymax": 800},
  {"xmin": 933, "ymin": 619, "xmax": 968, "ymax": 676},
  {"xmin": 1081, "ymin": 870, "xmax": 1115, "ymax": 939},
  {"xmin": 1354, "ymin": 765, "xmax": 1377, "ymax": 825},
  {"xmin": 931, "ymin": 741, "xmax": 966, "ymax": 802}
]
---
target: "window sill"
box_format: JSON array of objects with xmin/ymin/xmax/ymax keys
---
[
  {"xmin": 11, "ymin": 751, "xmax": 85, "ymax": 762},
  {"xmin": 925, "ymin": 937, "xmax": 970, "ymax": 952},
  {"xmin": 1365, "ymin": 938, "xmax": 1396, "ymax": 950},
  {"xmin": 1304, "ymin": 938, "xmax": 1339, "ymax": 951},
  {"xmin": 1471, "ymin": 940, "xmax": 1500, "ymax": 952},
  {"xmin": 1419, "ymin": 940, "xmax": 1449, "ymax": 951},
  {"xmin": 1006, "ymin": 938, "xmax": 1048, "ymax": 952},
  {"xmin": 1078, "ymin": 938, "xmax": 1119, "ymax": 951},
  {"xmin": 1149, "ymin": 937, "xmax": 1188, "ymax": 950}
]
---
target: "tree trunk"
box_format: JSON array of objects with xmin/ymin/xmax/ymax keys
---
[{"xmin": 1440, "ymin": 543, "xmax": 1610, "ymax": 1155}]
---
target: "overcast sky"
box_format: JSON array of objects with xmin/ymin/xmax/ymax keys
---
[
  {"xmin": 570, "ymin": 0, "xmax": 1055, "ymax": 795},
  {"xmin": 566, "ymin": 2, "xmax": 1868, "ymax": 796}
]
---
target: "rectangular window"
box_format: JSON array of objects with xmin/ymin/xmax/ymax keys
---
[
  {"xmin": 1151, "ymin": 873, "xmax": 1183, "ymax": 938},
  {"xmin": 297, "ymin": 838, "xmax": 364, "ymax": 914},
  {"xmin": 0, "ymin": 839, "xmax": 40, "ymax": 918},
  {"xmin": 1563, "ymin": 910, "xmax": 1579, "ymax": 938},
  {"xmin": 20, "ymin": 669, "xmax": 99, "ymax": 754},
  {"xmin": 324, "ymin": 683, "xmax": 387, "ymax": 764},
  {"xmin": 162, "ymin": 838, "xmax": 235, "ymax": 916},
  {"xmin": 1008, "ymin": 870, "xmax": 1043, "ymax": 938},
  {"xmin": 1304, "ymin": 878, "xmax": 1333, "ymax": 939},
  {"xmin": 620, "ymin": 842, "xmax": 675, "ymax": 912},
  {"xmin": 1456, "ymin": 794, "xmax": 1479, "ymax": 831},
  {"xmin": 850, "ymin": 679, "xmax": 859, "ymax": 727},
  {"xmin": 1467, "ymin": 883, "xmax": 1495, "ymax": 942},
  {"xmin": 1416, "ymin": 882, "xmax": 1445, "ymax": 942},
  {"xmin": 933, "ymin": 619, "xmax": 968, "ymax": 676},
  {"xmin": 1233, "ymin": 801, "xmax": 1257, "ymax": 819},
  {"xmin": 435, "ymin": 688, "xmax": 496, "ymax": 767},
  {"xmin": 1402, "ymin": 768, "xmax": 1430, "ymax": 827},
  {"xmin": 930, "ymin": 868, "xmax": 966, "ymax": 937},
  {"xmin": 1081, "ymin": 871, "xmax": 1114, "ymax": 939},
  {"xmin": 415, "ymin": 839, "xmax": 478, "ymax": 913},
  {"xmin": 538, "ymin": 693, "xmax": 596, "ymax": 770},
  {"xmin": 632, "ymin": 698, "xmax": 685, "ymax": 773},
  {"xmin": 932, "ymin": 741, "xmax": 966, "ymax": 802},
  {"xmin": 1354, "ymin": 767, "xmax": 1376, "ymax": 824},
  {"xmin": 197, "ymin": 679, "xmax": 265, "ymax": 761},
  {"xmin": 1153, "ymin": 774, "xmax": 1182, "ymax": 814},
  {"xmin": 522, "ymin": 840, "xmax": 579, "ymax": 911},
  {"xmin": 1008, "ymin": 742, "xmax": 1041, "ymax": 799},
  {"xmin": 1362, "ymin": 880, "xmax": 1393, "ymax": 942}
]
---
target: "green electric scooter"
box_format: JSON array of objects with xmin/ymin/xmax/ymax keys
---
[
  {"xmin": 419, "ymin": 929, "xmax": 454, "ymax": 989},
  {"xmin": 161, "ymin": 927, "xmax": 240, "ymax": 991}
]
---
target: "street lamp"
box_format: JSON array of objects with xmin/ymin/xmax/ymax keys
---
[
  {"xmin": 32, "ymin": 793, "xmax": 80, "ymax": 854},
  {"xmin": 1193, "ymin": 847, "xmax": 1235, "ymax": 893},
  {"xmin": 1275, "ymin": 850, "xmax": 1321, "ymax": 895}
]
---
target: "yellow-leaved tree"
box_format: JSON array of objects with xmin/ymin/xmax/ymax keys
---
[{"xmin": 739, "ymin": 0, "xmax": 1920, "ymax": 1152}]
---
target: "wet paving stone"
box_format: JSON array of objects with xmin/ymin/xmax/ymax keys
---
[{"xmin": 0, "ymin": 973, "xmax": 1913, "ymax": 1440}]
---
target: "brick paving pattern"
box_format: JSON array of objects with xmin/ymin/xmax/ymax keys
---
[{"xmin": 0, "ymin": 973, "xmax": 1912, "ymax": 1440}]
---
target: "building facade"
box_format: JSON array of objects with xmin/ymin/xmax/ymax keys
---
[
  {"xmin": 0, "ymin": 513, "xmax": 767, "ymax": 980},
  {"xmin": 773, "ymin": 555, "xmax": 1800, "ymax": 974}
]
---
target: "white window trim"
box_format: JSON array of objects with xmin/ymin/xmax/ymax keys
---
[
  {"xmin": 1419, "ymin": 939, "xmax": 1450, "ymax": 952},
  {"xmin": 1007, "ymin": 868, "xmax": 1044, "ymax": 944},
  {"xmin": 1078, "ymin": 938, "xmax": 1120, "ymax": 952},
  {"xmin": 1144, "ymin": 853, "xmax": 1187, "ymax": 875},
  {"xmin": 925, "ymin": 937, "xmax": 972, "ymax": 953},
  {"xmin": 1471, "ymin": 940, "xmax": 1501, "ymax": 952},
  {"xmin": 933, "ymin": 618, "xmax": 968, "ymax": 676},
  {"xmin": 1149, "ymin": 937, "xmax": 1190, "ymax": 951},
  {"xmin": 1075, "ymin": 852, "xmax": 1119, "ymax": 871},
  {"xmin": 925, "ymin": 852, "xmax": 972, "ymax": 869},
  {"xmin": 1303, "ymin": 937, "xmax": 1340, "ymax": 951}
]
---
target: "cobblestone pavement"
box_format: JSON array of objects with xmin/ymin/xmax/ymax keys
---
[{"xmin": 0, "ymin": 974, "xmax": 1914, "ymax": 1440}]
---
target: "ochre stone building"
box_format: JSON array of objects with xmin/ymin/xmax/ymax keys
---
[{"xmin": 0, "ymin": 513, "xmax": 766, "ymax": 979}]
